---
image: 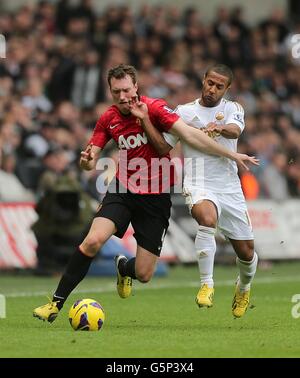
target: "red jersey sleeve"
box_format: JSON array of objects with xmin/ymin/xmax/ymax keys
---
[
  {"xmin": 149, "ymin": 99, "xmax": 179, "ymax": 132},
  {"xmin": 89, "ymin": 114, "xmax": 111, "ymax": 148}
]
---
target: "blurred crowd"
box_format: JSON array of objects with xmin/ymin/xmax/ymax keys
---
[{"xmin": 1, "ymin": 0, "xmax": 300, "ymax": 203}]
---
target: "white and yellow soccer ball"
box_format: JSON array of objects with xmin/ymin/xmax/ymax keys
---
[{"xmin": 68, "ymin": 298, "xmax": 105, "ymax": 331}]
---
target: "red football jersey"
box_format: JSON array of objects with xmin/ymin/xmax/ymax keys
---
[{"xmin": 89, "ymin": 96, "xmax": 179, "ymax": 194}]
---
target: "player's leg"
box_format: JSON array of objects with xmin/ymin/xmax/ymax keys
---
[
  {"xmin": 230, "ymin": 239, "xmax": 258, "ymax": 291},
  {"xmin": 115, "ymin": 192, "xmax": 170, "ymax": 294},
  {"xmin": 229, "ymin": 239, "xmax": 258, "ymax": 318},
  {"xmin": 192, "ymin": 201, "xmax": 218, "ymax": 308},
  {"xmin": 184, "ymin": 188, "xmax": 219, "ymax": 308},
  {"xmin": 218, "ymin": 192, "xmax": 258, "ymax": 318},
  {"xmin": 135, "ymin": 245, "xmax": 158, "ymax": 282},
  {"xmin": 53, "ymin": 217, "xmax": 116, "ymax": 304},
  {"xmin": 33, "ymin": 189, "xmax": 131, "ymax": 321},
  {"xmin": 33, "ymin": 217, "xmax": 116, "ymax": 322},
  {"xmin": 117, "ymin": 222, "xmax": 166, "ymax": 284},
  {"xmin": 134, "ymin": 193, "xmax": 170, "ymax": 283},
  {"xmin": 115, "ymin": 245, "xmax": 158, "ymax": 299}
]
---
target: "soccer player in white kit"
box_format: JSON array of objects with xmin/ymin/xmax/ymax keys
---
[{"xmin": 140, "ymin": 64, "xmax": 259, "ymax": 318}]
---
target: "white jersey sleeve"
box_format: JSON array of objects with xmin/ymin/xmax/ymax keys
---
[
  {"xmin": 225, "ymin": 101, "xmax": 245, "ymax": 132},
  {"xmin": 162, "ymin": 105, "xmax": 181, "ymax": 147},
  {"xmin": 163, "ymin": 132, "xmax": 178, "ymax": 148}
]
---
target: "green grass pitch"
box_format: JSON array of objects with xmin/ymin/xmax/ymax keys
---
[{"xmin": 1, "ymin": 262, "xmax": 300, "ymax": 358}]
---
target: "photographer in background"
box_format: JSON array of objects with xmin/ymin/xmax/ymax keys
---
[{"xmin": 32, "ymin": 147, "xmax": 95, "ymax": 275}]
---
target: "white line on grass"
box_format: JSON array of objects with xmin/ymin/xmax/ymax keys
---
[{"xmin": 4, "ymin": 275, "xmax": 300, "ymax": 298}]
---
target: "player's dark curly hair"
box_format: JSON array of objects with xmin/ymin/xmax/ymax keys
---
[
  {"xmin": 205, "ymin": 64, "xmax": 233, "ymax": 86},
  {"xmin": 107, "ymin": 64, "xmax": 138, "ymax": 87}
]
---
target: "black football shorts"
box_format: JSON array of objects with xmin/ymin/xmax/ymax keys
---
[{"xmin": 95, "ymin": 182, "xmax": 171, "ymax": 256}]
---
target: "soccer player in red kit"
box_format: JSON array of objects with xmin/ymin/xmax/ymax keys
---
[{"xmin": 33, "ymin": 64, "xmax": 258, "ymax": 322}]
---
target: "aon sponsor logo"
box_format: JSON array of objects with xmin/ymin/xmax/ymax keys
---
[{"xmin": 118, "ymin": 132, "xmax": 148, "ymax": 150}]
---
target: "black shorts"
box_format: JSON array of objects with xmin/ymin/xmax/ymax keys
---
[{"xmin": 95, "ymin": 183, "xmax": 172, "ymax": 256}]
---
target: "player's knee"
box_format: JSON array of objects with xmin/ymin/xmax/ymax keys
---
[
  {"xmin": 136, "ymin": 270, "xmax": 153, "ymax": 283},
  {"xmin": 81, "ymin": 234, "xmax": 105, "ymax": 256},
  {"xmin": 198, "ymin": 215, "xmax": 216, "ymax": 228},
  {"xmin": 244, "ymin": 248, "xmax": 255, "ymax": 261},
  {"xmin": 238, "ymin": 244, "xmax": 254, "ymax": 261}
]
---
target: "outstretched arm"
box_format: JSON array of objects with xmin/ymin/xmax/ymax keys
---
[
  {"xmin": 170, "ymin": 118, "xmax": 259, "ymax": 170},
  {"xmin": 80, "ymin": 143, "xmax": 102, "ymax": 171}
]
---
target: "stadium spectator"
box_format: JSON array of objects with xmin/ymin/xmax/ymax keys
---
[
  {"xmin": 0, "ymin": 151, "xmax": 34, "ymax": 202},
  {"xmin": 70, "ymin": 48, "xmax": 105, "ymax": 108},
  {"xmin": 261, "ymin": 151, "xmax": 290, "ymax": 201},
  {"xmin": 0, "ymin": 2, "xmax": 298, "ymax": 202},
  {"xmin": 240, "ymin": 171, "xmax": 260, "ymax": 200}
]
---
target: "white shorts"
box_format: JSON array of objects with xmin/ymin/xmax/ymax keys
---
[{"xmin": 183, "ymin": 186, "xmax": 254, "ymax": 240}]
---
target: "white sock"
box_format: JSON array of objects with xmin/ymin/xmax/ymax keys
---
[
  {"xmin": 195, "ymin": 226, "xmax": 216, "ymax": 288},
  {"xmin": 236, "ymin": 252, "xmax": 258, "ymax": 292}
]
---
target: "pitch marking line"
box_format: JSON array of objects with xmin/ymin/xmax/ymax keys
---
[{"xmin": 4, "ymin": 275, "xmax": 300, "ymax": 298}]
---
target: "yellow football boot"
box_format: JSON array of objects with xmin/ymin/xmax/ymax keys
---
[
  {"xmin": 33, "ymin": 300, "xmax": 60, "ymax": 323},
  {"xmin": 232, "ymin": 286, "xmax": 250, "ymax": 318},
  {"xmin": 195, "ymin": 284, "xmax": 214, "ymax": 308},
  {"xmin": 114, "ymin": 255, "xmax": 132, "ymax": 299}
]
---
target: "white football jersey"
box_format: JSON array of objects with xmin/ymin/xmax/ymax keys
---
[{"xmin": 164, "ymin": 98, "xmax": 245, "ymax": 193}]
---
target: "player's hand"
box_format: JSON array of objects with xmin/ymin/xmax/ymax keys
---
[
  {"xmin": 234, "ymin": 153, "xmax": 260, "ymax": 171},
  {"xmin": 129, "ymin": 96, "xmax": 149, "ymax": 120},
  {"xmin": 204, "ymin": 122, "xmax": 223, "ymax": 138},
  {"xmin": 80, "ymin": 143, "xmax": 95, "ymax": 170}
]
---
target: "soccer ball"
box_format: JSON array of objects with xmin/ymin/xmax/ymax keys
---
[{"xmin": 68, "ymin": 298, "xmax": 105, "ymax": 331}]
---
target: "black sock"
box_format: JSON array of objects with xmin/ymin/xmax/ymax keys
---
[
  {"xmin": 53, "ymin": 247, "xmax": 93, "ymax": 310},
  {"xmin": 119, "ymin": 257, "xmax": 136, "ymax": 279}
]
